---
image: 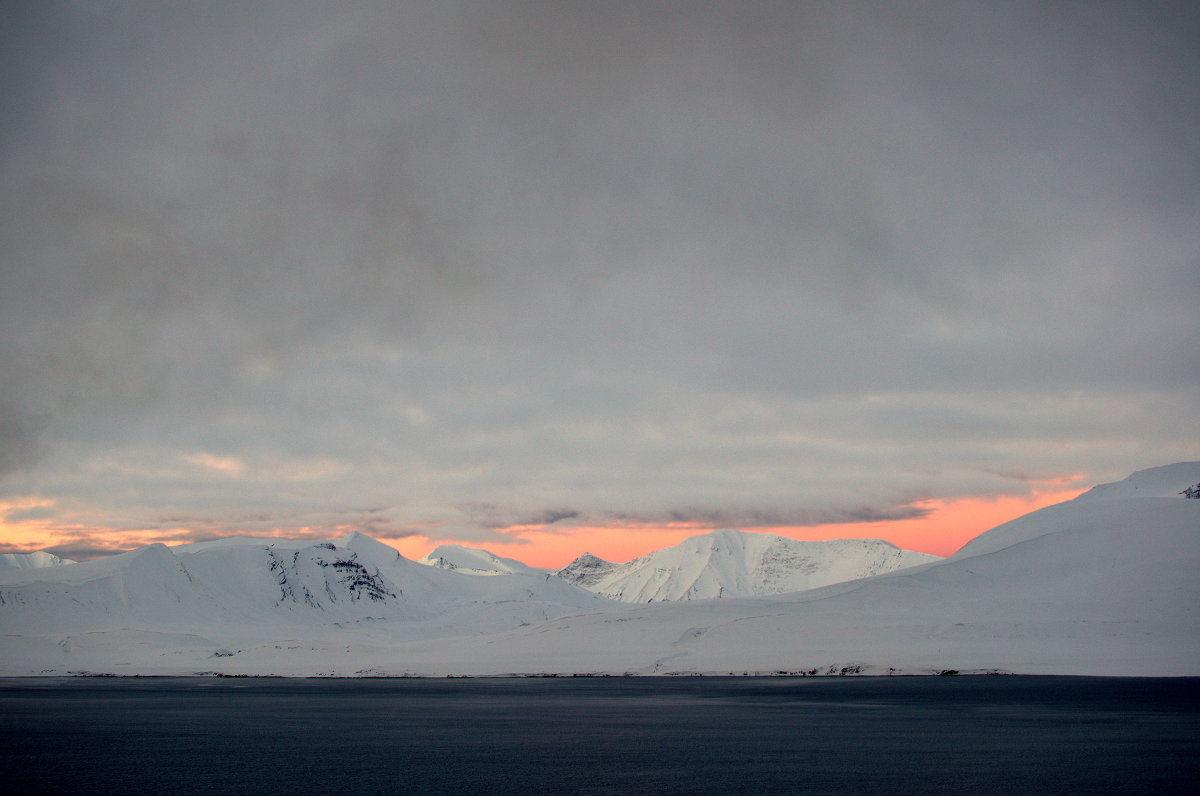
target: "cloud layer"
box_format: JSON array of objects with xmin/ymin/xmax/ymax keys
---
[{"xmin": 2, "ymin": 1, "xmax": 1197, "ymax": 558}]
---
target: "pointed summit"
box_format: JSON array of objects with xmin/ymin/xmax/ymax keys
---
[{"xmin": 556, "ymin": 552, "xmax": 618, "ymax": 588}]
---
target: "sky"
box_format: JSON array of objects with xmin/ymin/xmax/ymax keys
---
[{"xmin": 1, "ymin": 1, "xmax": 1197, "ymax": 568}]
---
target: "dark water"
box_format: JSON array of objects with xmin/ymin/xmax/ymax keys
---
[{"xmin": 1, "ymin": 676, "xmax": 1197, "ymax": 795}]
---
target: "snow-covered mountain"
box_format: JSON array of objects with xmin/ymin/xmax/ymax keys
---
[
  {"xmin": 0, "ymin": 551, "xmax": 76, "ymax": 570},
  {"xmin": 1, "ymin": 463, "xmax": 1197, "ymax": 676},
  {"xmin": 1071, "ymin": 461, "xmax": 1200, "ymax": 501},
  {"xmin": 419, "ymin": 544, "xmax": 545, "ymax": 576},
  {"xmin": 555, "ymin": 529, "xmax": 939, "ymax": 602},
  {"xmin": 953, "ymin": 461, "xmax": 1200, "ymax": 560},
  {"xmin": 554, "ymin": 552, "xmax": 619, "ymax": 588},
  {"xmin": 0, "ymin": 531, "xmax": 610, "ymax": 658},
  {"xmin": 402, "ymin": 462, "xmax": 1197, "ymax": 677}
]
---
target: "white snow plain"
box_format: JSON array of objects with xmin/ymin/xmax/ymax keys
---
[{"xmin": 1, "ymin": 463, "xmax": 1197, "ymax": 677}]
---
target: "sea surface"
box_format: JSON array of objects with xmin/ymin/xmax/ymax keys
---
[{"xmin": 1, "ymin": 675, "xmax": 1197, "ymax": 795}]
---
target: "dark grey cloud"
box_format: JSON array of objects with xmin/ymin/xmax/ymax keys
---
[
  {"xmin": 0, "ymin": 400, "xmax": 45, "ymax": 478},
  {"xmin": 647, "ymin": 504, "xmax": 932, "ymax": 529},
  {"xmin": 511, "ymin": 509, "xmax": 582, "ymax": 528},
  {"xmin": 32, "ymin": 544, "xmax": 134, "ymax": 562},
  {"xmin": 1, "ymin": 1, "xmax": 1197, "ymax": 552}
]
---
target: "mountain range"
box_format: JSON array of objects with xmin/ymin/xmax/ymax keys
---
[
  {"xmin": 1, "ymin": 462, "xmax": 1197, "ymax": 676},
  {"xmin": 420, "ymin": 531, "xmax": 937, "ymax": 601}
]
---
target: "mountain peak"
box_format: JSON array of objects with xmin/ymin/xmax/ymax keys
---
[
  {"xmin": 418, "ymin": 544, "xmax": 537, "ymax": 576},
  {"xmin": 556, "ymin": 552, "xmax": 619, "ymax": 588},
  {"xmin": 558, "ymin": 530, "xmax": 937, "ymax": 602},
  {"xmin": 334, "ymin": 531, "xmax": 404, "ymax": 561}
]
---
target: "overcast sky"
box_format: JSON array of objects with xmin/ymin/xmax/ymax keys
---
[{"xmin": 2, "ymin": 1, "xmax": 1197, "ymax": 564}]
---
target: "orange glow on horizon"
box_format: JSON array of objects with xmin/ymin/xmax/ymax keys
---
[
  {"xmin": 379, "ymin": 523, "xmax": 717, "ymax": 570},
  {"xmin": 381, "ymin": 487, "xmax": 1087, "ymax": 569},
  {"xmin": 749, "ymin": 488, "xmax": 1087, "ymax": 560},
  {"xmin": 4, "ymin": 489, "xmax": 1086, "ymax": 568},
  {"xmin": 0, "ymin": 498, "xmax": 56, "ymax": 549}
]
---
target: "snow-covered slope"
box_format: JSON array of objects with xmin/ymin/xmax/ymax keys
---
[
  {"xmin": 1, "ymin": 464, "xmax": 1196, "ymax": 676},
  {"xmin": 953, "ymin": 461, "xmax": 1200, "ymax": 559},
  {"xmin": 1072, "ymin": 461, "xmax": 1200, "ymax": 501},
  {"xmin": 371, "ymin": 463, "xmax": 1198, "ymax": 677},
  {"xmin": 0, "ymin": 551, "xmax": 76, "ymax": 569},
  {"xmin": 419, "ymin": 544, "xmax": 544, "ymax": 576},
  {"xmin": 0, "ymin": 531, "xmax": 611, "ymax": 660},
  {"xmin": 555, "ymin": 529, "xmax": 939, "ymax": 602}
]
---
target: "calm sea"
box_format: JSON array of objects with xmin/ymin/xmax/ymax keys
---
[{"xmin": 1, "ymin": 676, "xmax": 1197, "ymax": 794}]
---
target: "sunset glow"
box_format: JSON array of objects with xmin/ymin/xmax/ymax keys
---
[
  {"xmin": 381, "ymin": 487, "xmax": 1088, "ymax": 569},
  {"xmin": 2, "ymin": 486, "xmax": 1087, "ymax": 569},
  {"xmin": 1, "ymin": 2, "xmax": 1195, "ymax": 584}
]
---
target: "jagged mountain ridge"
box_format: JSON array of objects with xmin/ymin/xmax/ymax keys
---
[{"xmin": 554, "ymin": 529, "xmax": 940, "ymax": 602}]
